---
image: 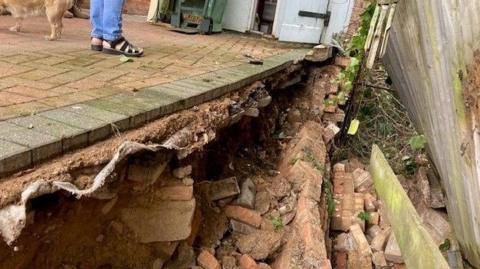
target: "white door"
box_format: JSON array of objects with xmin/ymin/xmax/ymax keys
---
[
  {"xmin": 274, "ymin": 0, "xmax": 329, "ymax": 44},
  {"xmin": 223, "ymin": 0, "xmax": 258, "ymax": 33}
]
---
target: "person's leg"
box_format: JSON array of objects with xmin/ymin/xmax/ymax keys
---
[
  {"xmin": 90, "ymin": 0, "xmax": 103, "ymax": 49},
  {"xmin": 102, "ymin": 0, "xmax": 124, "ymax": 41},
  {"xmin": 102, "ymin": 0, "xmax": 143, "ymax": 56}
]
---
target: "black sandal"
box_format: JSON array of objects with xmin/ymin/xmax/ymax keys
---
[
  {"xmin": 91, "ymin": 37, "xmax": 103, "ymax": 51},
  {"xmin": 103, "ymin": 37, "xmax": 144, "ymax": 57}
]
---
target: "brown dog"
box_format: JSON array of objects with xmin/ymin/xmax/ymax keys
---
[{"xmin": 0, "ymin": 0, "xmax": 74, "ymax": 40}]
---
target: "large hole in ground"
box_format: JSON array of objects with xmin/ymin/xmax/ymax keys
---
[{"xmin": 0, "ymin": 63, "xmax": 338, "ymax": 269}]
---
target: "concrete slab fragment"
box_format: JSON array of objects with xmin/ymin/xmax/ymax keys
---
[{"xmin": 120, "ymin": 199, "xmax": 196, "ymax": 243}]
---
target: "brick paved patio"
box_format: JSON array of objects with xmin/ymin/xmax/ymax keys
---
[{"xmin": 0, "ymin": 15, "xmax": 307, "ymax": 175}]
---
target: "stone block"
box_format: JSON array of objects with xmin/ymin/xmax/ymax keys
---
[
  {"xmin": 385, "ymin": 233, "xmax": 404, "ymax": 264},
  {"xmin": 236, "ymin": 178, "xmax": 256, "ymax": 209},
  {"xmin": 352, "ymin": 168, "xmax": 373, "ymax": 192},
  {"xmin": 120, "ymin": 199, "xmax": 196, "ymax": 243},
  {"xmin": 209, "ymin": 177, "xmax": 240, "ymax": 201},
  {"xmin": 350, "ymin": 223, "xmax": 371, "ymax": 256},
  {"xmin": 371, "ymin": 227, "xmax": 391, "ymax": 252},
  {"xmin": 372, "ymin": 251, "xmax": 388, "ymax": 267}
]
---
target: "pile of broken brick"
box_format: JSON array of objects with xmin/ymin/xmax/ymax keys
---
[
  {"xmin": 192, "ymin": 121, "xmax": 331, "ymax": 269},
  {"xmin": 119, "ymin": 120, "xmax": 331, "ymax": 269},
  {"xmin": 330, "ymin": 159, "xmax": 452, "ymax": 269}
]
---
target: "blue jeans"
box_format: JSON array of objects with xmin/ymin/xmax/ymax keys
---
[{"xmin": 90, "ymin": 0, "xmax": 125, "ymax": 41}]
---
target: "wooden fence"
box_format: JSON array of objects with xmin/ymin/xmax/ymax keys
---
[{"xmin": 384, "ymin": 0, "xmax": 480, "ymax": 266}]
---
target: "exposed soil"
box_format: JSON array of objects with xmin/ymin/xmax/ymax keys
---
[{"xmin": 0, "ymin": 60, "xmax": 333, "ymax": 268}]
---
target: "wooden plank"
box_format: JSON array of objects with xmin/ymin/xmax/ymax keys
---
[
  {"xmin": 369, "ymin": 145, "xmax": 450, "ymax": 269},
  {"xmin": 364, "ymin": 4, "xmax": 381, "ymax": 51},
  {"xmin": 379, "ymin": 4, "xmax": 397, "ymax": 57},
  {"xmin": 366, "ymin": 5, "xmax": 388, "ymax": 69}
]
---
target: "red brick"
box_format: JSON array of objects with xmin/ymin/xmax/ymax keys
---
[
  {"xmin": 350, "ymin": 224, "xmax": 371, "ymax": 256},
  {"xmin": 281, "ymin": 121, "xmax": 326, "ymax": 170},
  {"xmin": 296, "ymin": 196, "xmax": 330, "ymax": 268},
  {"xmin": 4, "ymin": 85, "xmax": 57, "ymax": 98},
  {"xmin": 224, "ymin": 205, "xmax": 262, "ymax": 228},
  {"xmin": 0, "ymin": 91, "xmax": 34, "ymax": 106},
  {"xmin": 239, "ymin": 254, "xmax": 257, "ymax": 269},
  {"xmin": 156, "ymin": 185, "xmax": 193, "ymax": 201},
  {"xmin": 333, "ymin": 172, "xmax": 354, "ymax": 195},
  {"xmin": 352, "ymin": 168, "xmax": 373, "ymax": 192},
  {"xmin": 331, "ymin": 193, "xmax": 364, "ymax": 232},
  {"xmin": 364, "ymin": 193, "xmax": 376, "ymax": 212},
  {"xmin": 334, "ymin": 252, "xmax": 347, "ymax": 269},
  {"xmin": 197, "ymin": 250, "xmax": 221, "ymax": 269},
  {"xmin": 287, "ymin": 160, "xmax": 323, "ymax": 196}
]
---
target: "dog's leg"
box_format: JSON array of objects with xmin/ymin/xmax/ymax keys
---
[
  {"xmin": 45, "ymin": 7, "xmax": 64, "ymax": 41},
  {"xmin": 9, "ymin": 17, "xmax": 23, "ymax": 32}
]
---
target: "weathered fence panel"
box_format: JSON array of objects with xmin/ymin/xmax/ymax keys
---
[
  {"xmin": 384, "ymin": 0, "xmax": 480, "ymax": 266},
  {"xmin": 370, "ymin": 145, "xmax": 450, "ymax": 269}
]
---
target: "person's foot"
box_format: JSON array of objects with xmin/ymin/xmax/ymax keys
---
[
  {"xmin": 91, "ymin": 37, "xmax": 103, "ymax": 51},
  {"xmin": 103, "ymin": 37, "xmax": 144, "ymax": 57}
]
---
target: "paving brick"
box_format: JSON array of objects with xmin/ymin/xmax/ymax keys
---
[
  {"xmin": 8, "ymin": 115, "xmax": 88, "ymax": 152},
  {"xmin": 0, "ymin": 139, "xmax": 32, "ymax": 175},
  {"xmin": 40, "ymin": 69, "xmax": 96, "ymax": 85},
  {"xmin": 0, "ymin": 14, "xmax": 304, "ymax": 175},
  {"xmin": 0, "ymin": 102, "xmax": 53, "ymax": 120},
  {"xmin": 16, "ymin": 67, "xmax": 68, "ymax": 81},
  {"xmin": 84, "ymin": 98, "xmax": 147, "ymax": 128},
  {"xmin": 63, "ymin": 103, "xmax": 130, "ymax": 131},
  {"xmin": 4, "ymin": 85, "xmax": 58, "ymax": 98},
  {"xmin": 0, "ymin": 122, "xmax": 61, "ymax": 164},
  {"xmin": 0, "ymin": 91, "xmax": 35, "ymax": 106},
  {"xmin": 100, "ymin": 91, "xmax": 180, "ymax": 122},
  {"xmin": 39, "ymin": 109, "xmax": 110, "ymax": 144}
]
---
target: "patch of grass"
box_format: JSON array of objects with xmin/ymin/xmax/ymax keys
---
[
  {"xmin": 271, "ymin": 216, "xmax": 284, "ymax": 231},
  {"xmin": 323, "ymin": 180, "xmax": 336, "ymax": 216},
  {"xmin": 439, "ymin": 239, "xmax": 451, "ymax": 252},
  {"xmin": 358, "ymin": 211, "xmax": 370, "ymax": 222}
]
